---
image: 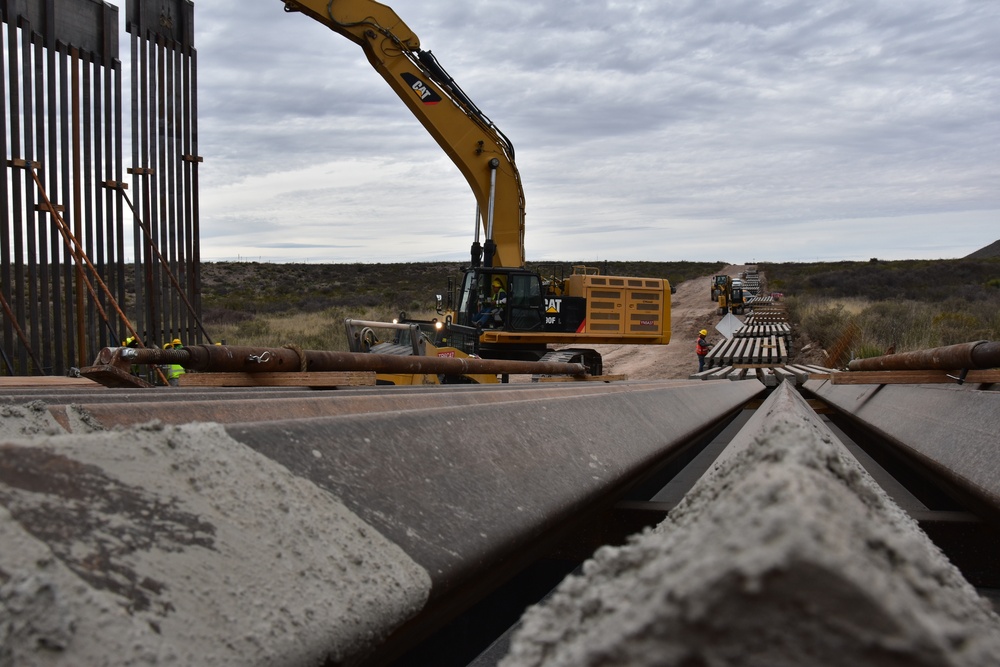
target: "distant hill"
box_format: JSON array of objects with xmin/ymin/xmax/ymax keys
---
[{"xmin": 966, "ymin": 239, "xmax": 1000, "ymax": 259}]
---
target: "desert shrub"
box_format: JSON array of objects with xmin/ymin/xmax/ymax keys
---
[
  {"xmin": 201, "ymin": 308, "xmax": 254, "ymax": 326},
  {"xmin": 765, "ymin": 258, "xmax": 1000, "ymax": 303},
  {"xmin": 233, "ymin": 317, "xmax": 272, "ymax": 340},
  {"xmin": 931, "ymin": 311, "xmax": 986, "ymax": 347},
  {"xmin": 854, "ymin": 344, "xmax": 886, "ymax": 359},
  {"xmin": 797, "ymin": 303, "xmax": 849, "ymax": 349},
  {"xmin": 788, "ymin": 292, "xmax": 999, "ymax": 358},
  {"xmin": 853, "ymin": 301, "xmax": 931, "ymax": 351},
  {"xmin": 205, "ymin": 304, "xmax": 440, "ymax": 352}
]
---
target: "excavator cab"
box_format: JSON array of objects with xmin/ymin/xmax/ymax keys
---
[{"xmin": 455, "ymin": 268, "xmax": 545, "ymax": 334}]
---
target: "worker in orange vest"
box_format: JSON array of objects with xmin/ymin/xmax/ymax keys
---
[{"xmin": 696, "ymin": 329, "xmax": 713, "ymax": 372}]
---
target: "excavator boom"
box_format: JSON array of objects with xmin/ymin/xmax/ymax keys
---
[
  {"xmin": 281, "ymin": 1, "xmax": 670, "ymax": 377},
  {"xmin": 282, "ymin": 0, "xmax": 525, "ymax": 268}
]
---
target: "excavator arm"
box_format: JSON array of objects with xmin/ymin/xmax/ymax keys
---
[{"xmin": 281, "ymin": 0, "xmax": 526, "ymax": 269}]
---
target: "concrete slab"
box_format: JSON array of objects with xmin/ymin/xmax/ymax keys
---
[{"xmin": 501, "ymin": 383, "xmax": 1000, "ymax": 666}]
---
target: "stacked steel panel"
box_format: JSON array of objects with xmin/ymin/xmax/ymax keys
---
[
  {"xmin": 125, "ymin": 0, "xmax": 202, "ymax": 359},
  {"xmin": 1, "ymin": 0, "xmax": 201, "ymax": 377}
]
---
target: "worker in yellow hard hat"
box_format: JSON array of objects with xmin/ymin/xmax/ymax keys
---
[
  {"xmin": 473, "ymin": 277, "xmax": 507, "ymax": 327},
  {"xmin": 161, "ymin": 338, "xmax": 186, "ymax": 387},
  {"xmin": 696, "ymin": 329, "xmax": 714, "ymax": 372}
]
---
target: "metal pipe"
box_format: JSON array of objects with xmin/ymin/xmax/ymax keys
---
[
  {"xmin": 847, "ymin": 341, "xmax": 1000, "ymax": 372},
  {"xmin": 91, "ymin": 344, "xmax": 588, "ymax": 377},
  {"xmin": 473, "ymin": 203, "xmax": 481, "ymax": 245},
  {"xmin": 486, "ymin": 158, "xmax": 498, "ymax": 240},
  {"xmin": 345, "ymin": 318, "xmax": 424, "ymax": 332},
  {"xmin": 483, "ymin": 157, "xmax": 499, "ymax": 267}
]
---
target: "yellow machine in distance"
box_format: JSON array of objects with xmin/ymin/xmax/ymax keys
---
[{"xmin": 282, "ymin": 0, "xmax": 670, "ymax": 378}]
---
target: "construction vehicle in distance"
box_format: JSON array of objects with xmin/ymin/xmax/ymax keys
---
[
  {"xmin": 282, "ymin": 0, "xmax": 671, "ymax": 381},
  {"xmin": 714, "ymin": 277, "xmax": 745, "ymax": 316},
  {"xmin": 711, "ymin": 274, "xmax": 730, "ymax": 302},
  {"xmin": 728, "ymin": 279, "xmax": 746, "ymax": 315}
]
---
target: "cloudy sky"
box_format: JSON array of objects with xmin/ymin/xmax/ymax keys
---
[{"xmin": 184, "ymin": 0, "xmax": 997, "ymax": 264}]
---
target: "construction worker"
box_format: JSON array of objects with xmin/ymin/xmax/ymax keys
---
[
  {"xmin": 473, "ymin": 278, "xmax": 507, "ymax": 327},
  {"xmin": 162, "ymin": 338, "xmax": 185, "ymax": 387},
  {"xmin": 122, "ymin": 336, "xmax": 141, "ymax": 376},
  {"xmin": 696, "ymin": 329, "xmax": 713, "ymax": 372}
]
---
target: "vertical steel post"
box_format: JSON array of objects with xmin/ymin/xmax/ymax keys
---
[
  {"xmin": 72, "ymin": 47, "xmax": 86, "ymax": 367},
  {"xmin": 1, "ymin": 6, "xmax": 13, "ymax": 372},
  {"xmin": 25, "ymin": 29, "xmax": 40, "ymax": 370},
  {"xmin": 188, "ymin": 46, "xmax": 202, "ymax": 344},
  {"xmin": 2, "ymin": 0, "xmax": 194, "ymax": 375},
  {"xmin": 5, "ymin": 10, "xmax": 27, "ymax": 373}
]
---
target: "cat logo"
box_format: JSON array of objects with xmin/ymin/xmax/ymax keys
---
[
  {"xmin": 401, "ymin": 73, "xmax": 442, "ymax": 105},
  {"xmin": 545, "ymin": 297, "xmax": 562, "ymax": 313}
]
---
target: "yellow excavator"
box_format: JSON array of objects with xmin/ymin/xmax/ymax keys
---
[{"xmin": 282, "ymin": 0, "xmax": 671, "ymax": 378}]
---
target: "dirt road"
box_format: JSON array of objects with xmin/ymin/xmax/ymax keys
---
[{"xmin": 592, "ymin": 265, "xmax": 747, "ymax": 380}]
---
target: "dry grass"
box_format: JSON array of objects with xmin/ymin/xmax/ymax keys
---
[
  {"xmin": 785, "ymin": 294, "xmax": 1000, "ymax": 361},
  {"xmin": 208, "ymin": 305, "xmax": 438, "ymax": 351}
]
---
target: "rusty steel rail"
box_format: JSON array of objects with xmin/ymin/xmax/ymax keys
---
[
  {"xmin": 81, "ymin": 344, "xmax": 588, "ymax": 387},
  {"xmin": 802, "ymin": 376, "xmax": 1000, "ymax": 526},
  {"xmin": 12, "ymin": 380, "xmax": 706, "ymax": 432},
  {"xmin": 498, "ymin": 382, "xmax": 1000, "ymax": 665},
  {"xmin": 847, "ymin": 340, "xmax": 1000, "ymax": 372},
  {"xmin": 0, "ymin": 378, "xmax": 765, "ymax": 665}
]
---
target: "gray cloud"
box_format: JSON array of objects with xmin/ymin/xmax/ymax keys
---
[{"xmin": 161, "ymin": 0, "xmax": 1000, "ymax": 262}]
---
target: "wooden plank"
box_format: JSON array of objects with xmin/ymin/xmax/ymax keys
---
[
  {"xmin": 179, "ymin": 372, "xmax": 376, "ymax": 387},
  {"xmin": 829, "ymin": 370, "xmax": 1000, "ymax": 385}
]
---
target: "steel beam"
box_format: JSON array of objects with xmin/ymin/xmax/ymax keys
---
[
  {"xmin": 501, "ymin": 381, "xmax": 1000, "ymax": 666},
  {"xmin": 0, "ymin": 379, "xmax": 763, "ymax": 665},
  {"xmin": 802, "ymin": 377, "xmax": 1000, "ymax": 526},
  {"xmin": 22, "ymin": 379, "xmax": 707, "ymax": 430}
]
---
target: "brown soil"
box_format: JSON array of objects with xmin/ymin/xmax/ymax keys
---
[{"xmin": 592, "ymin": 265, "xmax": 749, "ymax": 380}]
